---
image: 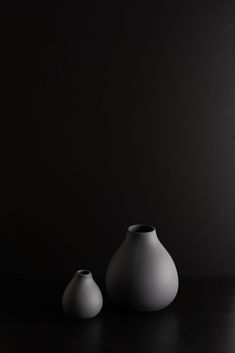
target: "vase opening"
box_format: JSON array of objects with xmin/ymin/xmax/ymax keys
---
[
  {"xmin": 77, "ymin": 270, "xmax": 91, "ymax": 276},
  {"xmin": 128, "ymin": 224, "xmax": 155, "ymax": 234}
]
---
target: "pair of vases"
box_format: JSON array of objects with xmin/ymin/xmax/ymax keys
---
[{"xmin": 62, "ymin": 224, "xmax": 179, "ymax": 319}]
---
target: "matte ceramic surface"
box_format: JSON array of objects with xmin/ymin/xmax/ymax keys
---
[
  {"xmin": 62, "ymin": 270, "xmax": 103, "ymax": 319},
  {"xmin": 106, "ymin": 224, "xmax": 179, "ymax": 311}
]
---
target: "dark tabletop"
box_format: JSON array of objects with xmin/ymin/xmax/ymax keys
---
[{"xmin": 1, "ymin": 277, "xmax": 235, "ymax": 353}]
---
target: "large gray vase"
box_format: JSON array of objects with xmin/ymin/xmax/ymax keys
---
[{"xmin": 106, "ymin": 224, "xmax": 179, "ymax": 311}]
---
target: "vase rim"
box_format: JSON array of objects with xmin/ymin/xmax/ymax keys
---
[
  {"xmin": 128, "ymin": 224, "xmax": 156, "ymax": 234},
  {"xmin": 77, "ymin": 269, "xmax": 92, "ymax": 277}
]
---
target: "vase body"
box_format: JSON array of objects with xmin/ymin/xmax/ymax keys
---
[
  {"xmin": 106, "ymin": 224, "xmax": 179, "ymax": 311},
  {"xmin": 62, "ymin": 270, "xmax": 103, "ymax": 319}
]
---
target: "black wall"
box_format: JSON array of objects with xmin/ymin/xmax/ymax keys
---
[{"xmin": 1, "ymin": 0, "xmax": 235, "ymax": 277}]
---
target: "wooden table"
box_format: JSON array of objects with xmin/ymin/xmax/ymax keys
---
[{"xmin": 1, "ymin": 277, "xmax": 235, "ymax": 353}]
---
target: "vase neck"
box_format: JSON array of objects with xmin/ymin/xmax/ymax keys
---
[
  {"xmin": 126, "ymin": 224, "xmax": 158, "ymax": 243},
  {"xmin": 75, "ymin": 270, "xmax": 92, "ymax": 281}
]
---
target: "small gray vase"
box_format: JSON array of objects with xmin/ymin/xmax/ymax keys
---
[
  {"xmin": 62, "ymin": 270, "xmax": 103, "ymax": 319},
  {"xmin": 106, "ymin": 224, "xmax": 179, "ymax": 311}
]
